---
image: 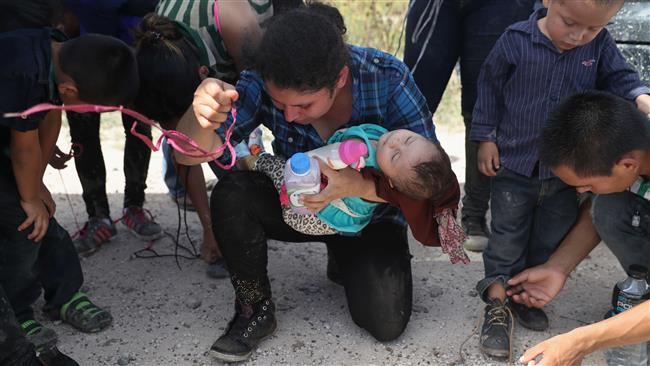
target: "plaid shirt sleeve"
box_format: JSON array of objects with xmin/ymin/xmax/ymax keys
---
[{"xmin": 385, "ymin": 63, "xmax": 437, "ymax": 141}]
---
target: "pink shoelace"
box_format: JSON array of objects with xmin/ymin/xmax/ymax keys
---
[{"xmin": 4, "ymin": 103, "xmax": 238, "ymax": 170}]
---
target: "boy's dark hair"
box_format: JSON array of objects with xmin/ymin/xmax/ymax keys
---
[
  {"xmin": 0, "ymin": 0, "xmax": 64, "ymax": 32},
  {"xmin": 249, "ymin": 2, "xmax": 348, "ymax": 92},
  {"xmin": 541, "ymin": 90, "xmax": 650, "ymax": 177},
  {"xmin": 395, "ymin": 142, "xmax": 455, "ymax": 201},
  {"xmin": 134, "ymin": 13, "xmax": 203, "ymax": 127},
  {"xmin": 59, "ymin": 33, "xmax": 139, "ymax": 105}
]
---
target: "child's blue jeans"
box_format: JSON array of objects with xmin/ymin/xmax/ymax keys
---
[{"xmin": 477, "ymin": 167, "xmax": 578, "ymax": 302}]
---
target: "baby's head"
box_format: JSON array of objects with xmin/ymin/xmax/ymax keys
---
[
  {"xmin": 376, "ymin": 129, "xmax": 455, "ymax": 201},
  {"xmin": 541, "ymin": 0, "xmax": 624, "ymax": 52}
]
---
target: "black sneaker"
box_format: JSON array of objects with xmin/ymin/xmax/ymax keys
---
[
  {"xmin": 509, "ymin": 301, "xmax": 549, "ymax": 331},
  {"xmin": 462, "ymin": 216, "xmax": 490, "ymax": 252},
  {"xmin": 210, "ymin": 299, "xmax": 277, "ymax": 362},
  {"xmin": 479, "ymin": 299, "xmax": 512, "ymax": 359},
  {"xmin": 38, "ymin": 346, "xmax": 79, "ymax": 366}
]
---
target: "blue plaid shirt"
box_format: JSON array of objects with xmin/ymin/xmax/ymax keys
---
[
  {"xmin": 217, "ymin": 44, "xmax": 436, "ymax": 227},
  {"xmin": 471, "ymin": 8, "xmax": 650, "ymax": 179}
]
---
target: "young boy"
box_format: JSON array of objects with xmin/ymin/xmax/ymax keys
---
[
  {"xmin": 0, "ymin": 28, "xmax": 138, "ymax": 355},
  {"xmin": 514, "ymin": 90, "xmax": 650, "ymax": 366},
  {"xmin": 470, "ymin": 0, "xmax": 650, "ymax": 359},
  {"xmin": 254, "ymin": 124, "xmax": 469, "ymax": 263}
]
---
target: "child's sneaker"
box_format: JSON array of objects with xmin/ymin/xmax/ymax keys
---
[
  {"xmin": 479, "ymin": 298, "xmax": 513, "ymax": 359},
  {"xmin": 462, "ymin": 216, "xmax": 490, "ymax": 252},
  {"xmin": 58, "ymin": 292, "xmax": 112, "ymax": 333},
  {"xmin": 206, "ymin": 258, "xmax": 229, "ymax": 279},
  {"xmin": 121, "ymin": 206, "xmax": 163, "ymax": 241},
  {"xmin": 20, "ymin": 319, "xmax": 58, "ymax": 353},
  {"xmin": 73, "ymin": 217, "xmax": 117, "ymax": 255}
]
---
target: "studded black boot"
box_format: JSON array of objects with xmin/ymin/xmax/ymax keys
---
[{"xmin": 210, "ymin": 299, "xmax": 277, "ymax": 362}]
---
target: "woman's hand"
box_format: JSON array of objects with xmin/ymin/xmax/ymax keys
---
[
  {"xmin": 48, "ymin": 145, "xmax": 73, "ymax": 170},
  {"xmin": 201, "ymin": 227, "xmax": 222, "ymax": 264},
  {"xmin": 301, "ymin": 157, "xmax": 371, "ymax": 212},
  {"xmin": 192, "ymin": 78, "xmax": 239, "ymax": 129}
]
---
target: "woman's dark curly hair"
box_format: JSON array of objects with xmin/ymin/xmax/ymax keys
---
[{"xmin": 249, "ymin": 2, "xmax": 348, "ymax": 92}]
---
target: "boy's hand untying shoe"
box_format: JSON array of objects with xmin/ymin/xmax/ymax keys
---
[
  {"xmin": 18, "ymin": 199, "xmax": 50, "ymax": 242},
  {"xmin": 193, "ymin": 78, "xmax": 239, "ymax": 129},
  {"xmin": 478, "ymin": 141, "xmax": 501, "ymax": 176}
]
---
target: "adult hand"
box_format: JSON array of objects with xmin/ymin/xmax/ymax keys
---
[
  {"xmin": 18, "ymin": 199, "xmax": 50, "ymax": 242},
  {"xmin": 301, "ymin": 157, "xmax": 365, "ymax": 213},
  {"xmin": 506, "ymin": 265, "xmax": 568, "ymax": 308},
  {"xmin": 39, "ymin": 184, "xmax": 55, "ymax": 217},
  {"xmin": 519, "ymin": 330, "xmax": 588, "ymax": 366},
  {"xmin": 478, "ymin": 141, "xmax": 500, "ymax": 176},
  {"xmin": 49, "ymin": 145, "xmax": 73, "ymax": 169},
  {"xmin": 201, "ymin": 228, "xmax": 222, "ymax": 264},
  {"xmin": 192, "ymin": 78, "xmax": 239, "ymax": 129}
]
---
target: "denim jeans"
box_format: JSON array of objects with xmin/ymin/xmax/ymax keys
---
[
  {"xmin": 476, "ymin": 168, "xmax": 578, "ymax": 301},
  {"xmin": 403, "ymin": 0, "xmax": 535, "ymax": 220},
  {"xmin": 67, "ymin": 111, "xmax": 152, "ymax": 218},
  {"xmin": 162, "ymin": 138, "xmax": 186, "ymax": 198},
  {"xmin": 592, "ymin": 192, "xmax": 650, "ymax": 282},
  {"xmin": 0, "ymin": 174, "xmax": 83, "ymax": 322}
]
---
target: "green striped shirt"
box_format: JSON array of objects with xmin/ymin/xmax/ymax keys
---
[
  {"xmin": 157, "ymin": 0, "xmax": 273, "ymax": 83},
  {"xmin": 630, "ymin": 177, "xmax": 650, "ymax": 201}
]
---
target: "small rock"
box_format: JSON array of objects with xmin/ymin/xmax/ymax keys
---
[
  {"xmin": 117, "ymin": 356, "xmax": 130, "ymax": 365},
  {"xmin": 187, "ymin": 300, "xmax": 202, "ymax": 309},
  {"xmin": 467, "ymin": 290, "xmax": 478, "ymax": 297}
]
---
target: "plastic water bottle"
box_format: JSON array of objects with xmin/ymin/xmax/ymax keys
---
[
  {"xmin": 306, "ymin": 140, "xmax": 368, "ymax": 170},
  {"xmin": 604, "ymin": 264, "xmax": 650, "ymax": 366},
  {"xmin": 284, "ymin": 152, "xmax": 320, "ymax": 215}
]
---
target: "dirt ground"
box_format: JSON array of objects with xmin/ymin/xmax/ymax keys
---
[{"xmin": 40, "ymin": 114, "xmax": 620, "ymax": 365}]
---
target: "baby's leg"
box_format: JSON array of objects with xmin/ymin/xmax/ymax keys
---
[{"xmin": 254, "ymin": 155, "xmax": 337, "ymax": 236}]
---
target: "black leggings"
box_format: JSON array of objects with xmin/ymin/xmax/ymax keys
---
[
  {"xmin": 67, "ymin": 111, "xmax": 152, "ymax": 218},
  {"xmin": 210, "ymin": 171, "xmax": 413, "ymax": 341}
]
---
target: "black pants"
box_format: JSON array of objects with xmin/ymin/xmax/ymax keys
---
[
  {"xmin": 0, "ymin": 286, "xmax": 39, "ymax": 366},
  {"xmin": 67, "ymin": 111, "xmax": 152, "ymax": 218},
  {"xmin": 211, "ymin": 171, "xmax": 413, "ymax": 341},
  {"xmin": 404, "ymin": 0, "xmax": 535, "ymax": 220},
  {"xmin": 0, "ymin": 174, "xmax": 83, "ymax": 322}
]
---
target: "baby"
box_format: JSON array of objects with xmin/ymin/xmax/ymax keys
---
[{"xmin": 252, "ymin": 124, "xmax": 467, "ymax": 264}]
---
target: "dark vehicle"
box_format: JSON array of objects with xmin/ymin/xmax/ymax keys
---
[{"xmin": 609, "ymin": 0, "xmax": 650, "ymax": 82}]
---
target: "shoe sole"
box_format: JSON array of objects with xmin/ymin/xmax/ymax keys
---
[
  {"xmin": 209, "ymin": 322, "xmax": 277, "ymax": 363},
  {"xmin": 122, "ymin": 223, "xmax": 165, "ymax": 242},
  {"xmin": 463, "ymin": 235, "xmax": 488, "ymax": 252},
  {"xmin": 479, "ymin": 344, "xmax": 510, "ymax": 359}
]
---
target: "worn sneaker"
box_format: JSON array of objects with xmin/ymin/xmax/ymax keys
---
[
  {"xmin": 21, "ymin": 319, "xmax": 58, "ymax": 353},
  {"xmin": 73, "ymin": 217, "xmax": 117, "ymax": 255},
  {"xmin": 210, "ymin": 299, "xmax": 277, "ymax": 362},
  {"xmin": 206, "ymin": 258, "xmax": 230, "ymax": 279},
  {"xmin": 38, "ymin": 346, "xmax": 79, "ymax": 366},
  {"xmin": 509, "ymin": 301, "xmax": 549, "ymax": 331},
  {"xmin": 58, "ymin": 292, "xmax": 113, "ymax": 333},
  {"xmin": 121, "ymin": 206, "xmax": 163, "ymax": 241},
  {"xmin": 462, "ymin": 216, "xmax": 490, "ymax": 252},
  {"xmin": 479, "ymin": 299, "xmax": 513, "ymax": 359}
]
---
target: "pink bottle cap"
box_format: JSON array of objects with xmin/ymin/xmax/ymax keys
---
[{"xmin": 339, "ymin": 140, "xmax": 368, "ymax": 165}]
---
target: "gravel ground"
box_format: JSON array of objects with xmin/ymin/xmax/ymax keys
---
[{"xmin": 39, "ymin": 119, "xmax": 618, "ymax": 365}]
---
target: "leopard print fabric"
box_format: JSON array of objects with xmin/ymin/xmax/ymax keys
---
[{"xmin": 254, "ymin": 155, "xmax": 338, "ymax": 236}]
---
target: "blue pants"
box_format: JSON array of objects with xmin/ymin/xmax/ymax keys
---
[
  {"xmin": 592, "ymin": 192, "xmax": 650, "ymax": 282},
  {"xmin": 477, "ymin": 168, "xmax": 578, "ymax": 302},
  {"xmin": 403, "ymin": 0, "xmax": 535, "ymax": 220},
  {"xmin": 162, "ymin": 138, "xmax": 185, "ymax": 198}
]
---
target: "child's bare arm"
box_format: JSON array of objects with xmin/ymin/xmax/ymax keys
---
[
  {"xmin": 37, "ymin": 110, "xmax": 62, "ymax": 175},
  {"xmin": 10, "ymin": 128, "xmax": 49, "ymax": 241},
  {"xmin": 635, "ymin": 94, "xmax": 650, "ymax": 115}
]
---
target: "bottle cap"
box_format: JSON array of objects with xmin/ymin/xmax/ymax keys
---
[
  {"xmin": 628, "ymin": 264, "xmax": 648, "ymax": 279},
  {"xmin": 339, "ymin": 140, "xmax": 368, "ymax": 165},
  {"xmin": 289, "ymin": 152, "xmax": 311, "ymax": 175}
]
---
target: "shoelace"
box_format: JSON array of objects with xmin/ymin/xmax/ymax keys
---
[{"xmin": 4, "ymin": 103, "xmax": 238, "ymax": 170}]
